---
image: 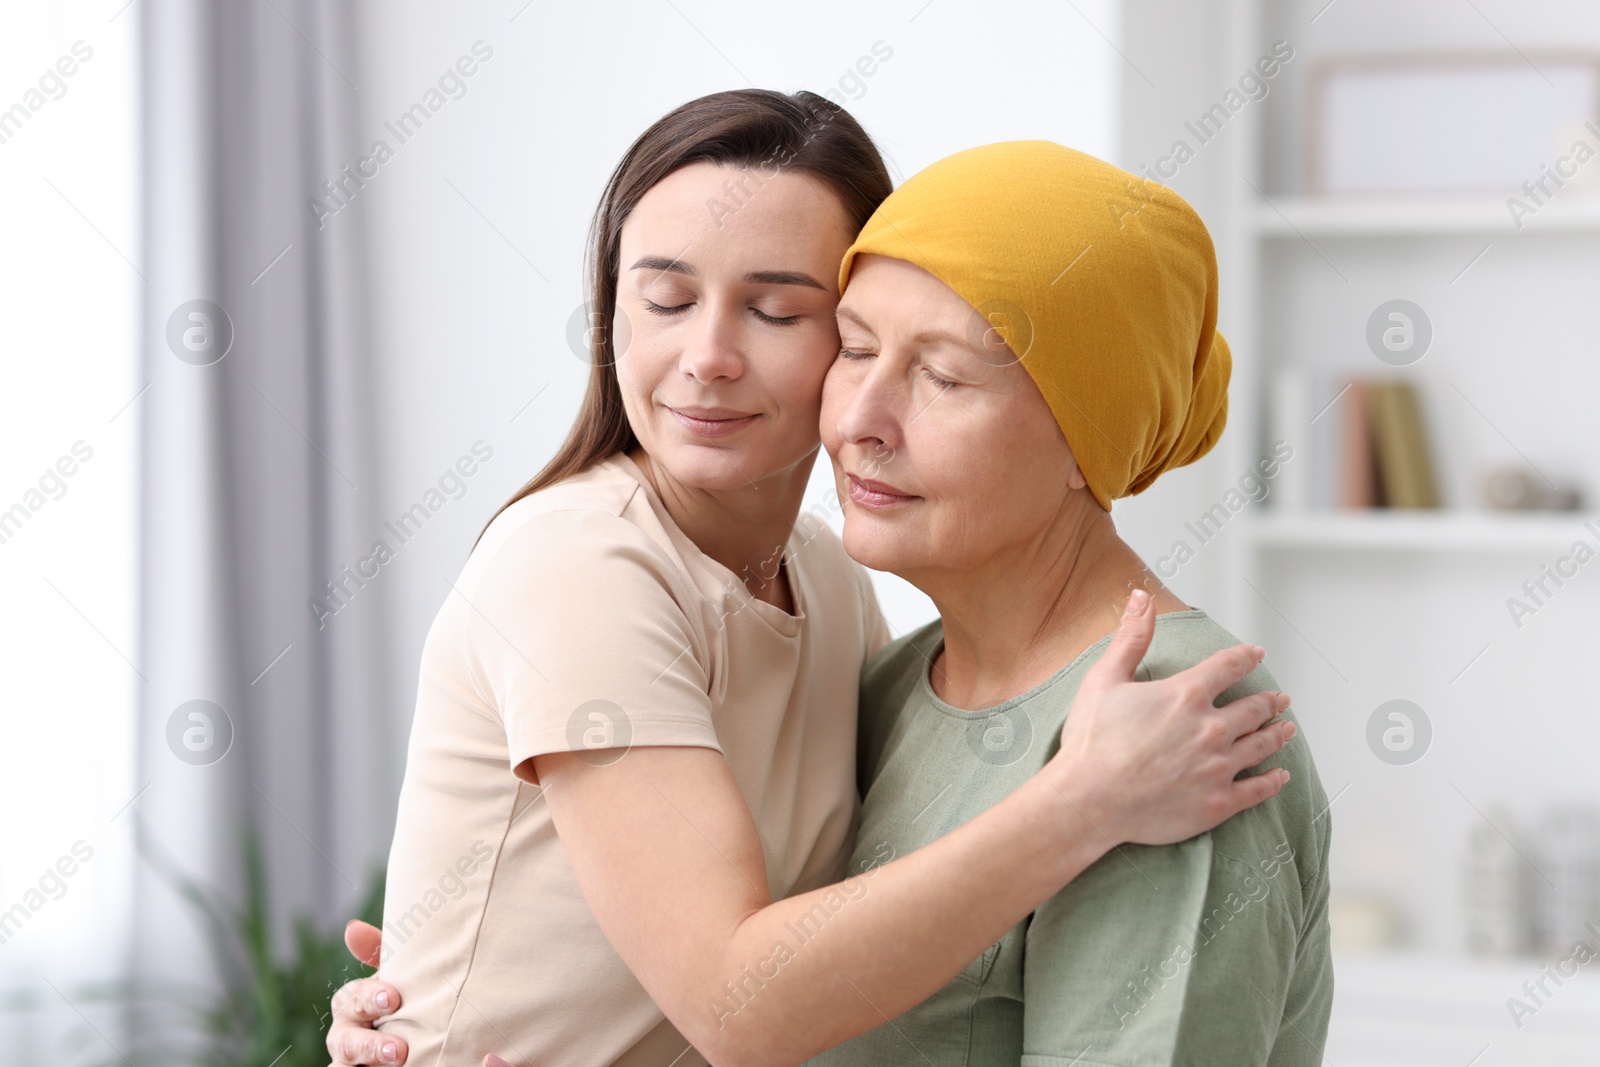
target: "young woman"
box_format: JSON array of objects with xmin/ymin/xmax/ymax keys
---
[{"xmin": 324, "ymin": 94, "xmax": 1295, "ymax": 1067}]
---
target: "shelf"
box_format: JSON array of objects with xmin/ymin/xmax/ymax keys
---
[
  {"xmin": 1248, "ymin": 511, "xmax": 1600, "ymax": 552},
  {"xmin": 1250, "ymin": 192, "xmax": 1600, "ymax": 238},
  {"xmin": 1328, "ymin": 950, "xmax": 1600, "ymax": 1066}
]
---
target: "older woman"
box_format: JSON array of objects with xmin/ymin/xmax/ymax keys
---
[
  {"xmin": 805, "ymin": 140, "xmax": 1331, "ymax": 1064},
  {"xmin": 326, "ymin": 133, "xmax": 1322, "ymax": 1067}
]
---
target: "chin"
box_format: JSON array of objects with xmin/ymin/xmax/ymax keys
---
[
  {"xmin": 657, "ymin": 446, "xmax": 760, "ymax": 491},
  {"xmin": 840, "ymin": 513, "xmax": 918, "ymax": 574},
  {"xmin": 661, "ymin": 436, "xmax": 818, "ymax": 492}
]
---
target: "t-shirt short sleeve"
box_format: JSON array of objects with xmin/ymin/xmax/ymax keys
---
[
  {"xmin": 1021, "ymin": 834, "xmax": 1307, "ymax": 1066},
  {"xmin": 463, "ymin": 507, "xmax": 723, "ymax": 785},
  {"xmin": 1021, "ymin": 618, "xmax": 1327, "ymax": 1066}
]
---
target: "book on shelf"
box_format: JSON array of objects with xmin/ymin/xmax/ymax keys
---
[
  {"xmin": 1369, "ymin": 379, "xmax": 1440, "ymax": 508},
  {"xmin": 1337, "ymin": 377, "xmax": 1440, "ymax": 510},
  {"xmin": 1339, "ymin": 379, "xmax": 1378, "ymax": 508}
]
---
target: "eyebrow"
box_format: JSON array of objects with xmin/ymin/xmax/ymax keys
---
[
  {"xmin": 837, "ymin": 304, "xmax": 967, "ymax": 349},
  {"xmin": 629, "ymin": 256, "xmax": 827, "ymax": 291},
  {"xmin": 835, "ymin": 306, "xmax": 877, "ymax": 335}
]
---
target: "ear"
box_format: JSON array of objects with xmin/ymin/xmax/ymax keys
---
[{"xmin": 1063, "ymin": 447, "xmax": 1088, "ymax": 492}]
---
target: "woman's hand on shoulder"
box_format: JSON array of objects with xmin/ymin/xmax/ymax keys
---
[{"xmin": 1050, "ymin": 588, "xmax": 1294, "ymax": 847}]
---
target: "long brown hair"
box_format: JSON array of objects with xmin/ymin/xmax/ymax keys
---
[{"xmin": 473, "ymin": 89, "xmax": 892, "ymax": 549}]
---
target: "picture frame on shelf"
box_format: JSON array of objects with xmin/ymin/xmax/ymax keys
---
[{"xmin": 1308, "ymin": 50, "xmax": 1600, "ymax": 196}]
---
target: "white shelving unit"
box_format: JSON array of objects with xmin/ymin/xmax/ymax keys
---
[
  {"xmin": 1199, "ymin": 3, "xmax": 1600, "ymax": 1063},
  {"xmin": 1252, "ymin": 192, "xmax": 1600, "ymax": 237},
  {"xmin": 1250, "ymin": 511, "xmax": 1600, "ymax": 552},
  {"xmin": 1327, "ymin": 951, "xmax": 1600, "ymax": 1066},
  {"xmin": 1216, "ymin": 0, "xmax": 1600, "ymax": 634}
]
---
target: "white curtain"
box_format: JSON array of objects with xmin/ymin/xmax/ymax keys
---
[{"xmin": 134, "ymin": 0, "xmax": 395, "ymax": 1051}]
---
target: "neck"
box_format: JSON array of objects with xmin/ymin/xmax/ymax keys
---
[
  {"xmin": 914, "ymin": 506, "xmax": 1187, "ymax": 709},
  {"xmin": 627, "ymin": 447, "xmax": 817, "ymax": 609}
]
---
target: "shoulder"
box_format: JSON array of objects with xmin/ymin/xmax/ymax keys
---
[
  {"xmin": 1140, "ymin": 611, "xmax": 1324, "ymax": 798},
  {"xmin": 464, "ymin": 461, "xmax": 688, "ymax": 607},
  {"xmin": 1140, "ymin": 612, "xmax": 1288, "ymax": 729},
  {"xmin": 458, "ymin": 466, "xmax": 719, "ymax": 711},
  {"xmin": 475, "ymin": 458, "xmax": 642, "ymax": 553},
  {"xmin": 1136, "ymin": 611, "xmax": 1257, "ymax": 685},
  {"xmin": 1142, "ymin": 611, "xmax": 1331, "ymax": 909}
]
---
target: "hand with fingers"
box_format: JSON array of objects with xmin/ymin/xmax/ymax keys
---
[
  {"xmin": 1048, "ymin": 586, "xmax": 1295, "ymax": 847},
  {"xmin": 325, "ymin": 920, "xmax": 408, "ymax": 1067}
]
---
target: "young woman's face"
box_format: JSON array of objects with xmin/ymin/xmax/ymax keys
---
[
  {"xmin": 820, "ymin": 253, "xmax": 1086, "ymax": 578},
  {"xmin": 613, "ymin": 161, "xmax": 855, "ymax": 492}
]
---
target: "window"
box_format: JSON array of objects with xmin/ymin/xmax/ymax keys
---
[{"xmin": 0, "ymin": 3, "xmax": 140, "ymax": 1060}]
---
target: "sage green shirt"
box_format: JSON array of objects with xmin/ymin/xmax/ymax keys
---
[{"xmin": 807, "ymin": 610, "xmax": 1334, "ymax": 1067}]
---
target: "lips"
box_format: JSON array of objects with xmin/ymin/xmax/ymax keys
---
[
  {"xmin": 668, "ymin": 405, "xmax": 759, "ymax": 438},
  {"xmin": 846, "ymin": 473, "xmax": 919, "ymax": 509}
]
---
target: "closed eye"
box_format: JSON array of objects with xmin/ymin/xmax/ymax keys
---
[
  {"xmin": 643, "ymin": 301, "xmax": 800, "ymax": 325},
  {"xmin": 839, "ymin": 348, "xmax": 956, "ymax": 388}
]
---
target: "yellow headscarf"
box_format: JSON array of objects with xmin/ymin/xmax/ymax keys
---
[{"xmin": 836, "ymin": 140, "xmax": 1230, "ymax": 511}]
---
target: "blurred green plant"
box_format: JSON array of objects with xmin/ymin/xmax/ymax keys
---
[{"xmin": 60, "ymin": 821, "xmax": 384, "ymax": 1067}]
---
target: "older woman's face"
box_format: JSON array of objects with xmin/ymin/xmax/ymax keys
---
[{"xmin": 821, "ymin": 253, "xmax": 1086, "ymax": 577}]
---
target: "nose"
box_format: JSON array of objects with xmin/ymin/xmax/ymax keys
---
[
  {"xmin": 677, "ymin": 299, "xmax": 745, "ymax": 384},
  {"xmin": 831, "ymin": 358, "xmax": 903, "ymax": 465}
]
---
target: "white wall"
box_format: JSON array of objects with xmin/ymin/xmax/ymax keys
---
[
  {"xmin": 346, "ymin": 0, "xmax": 1122, "ymax": 724},
  {"xmin": 1110, "ymin": 0, "xmax": 1244, "ymax": 620}
]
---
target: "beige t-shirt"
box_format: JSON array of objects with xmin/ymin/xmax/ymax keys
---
[{"xmin": 377, "ymin": 453, "xmax": 889, "ymax": 1066}]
